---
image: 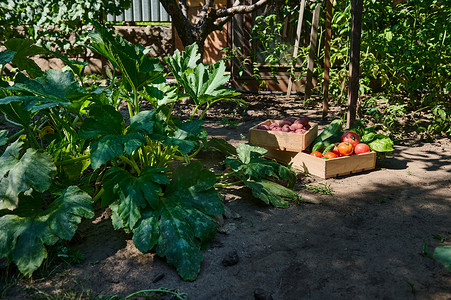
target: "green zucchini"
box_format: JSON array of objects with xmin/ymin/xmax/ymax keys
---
[
  {"xmin": 322, "ymin": 130, "xmax": 343, "ymax": 147},
  {"xmin": 322, "ymin": 144, "xmax": 335, "ymax": 155},
  {"xmin": 312, "ymin": 119, "xmax": 343, "ymax": 145},
  {"xmin": 312, "ymin": 141, "xmax": 324, "ymax": 153}
]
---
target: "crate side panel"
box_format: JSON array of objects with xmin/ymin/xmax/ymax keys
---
[
  {"xmin": 249, "ymin": 121, "xmax": 318, "ymax": 152},
  {"xmin": 323, "ymin": 152, "xmax": 376, "ymax": 178},
  {"xmin": 291, "ymin": 152, "xmax": 327, "ymax": 177}
]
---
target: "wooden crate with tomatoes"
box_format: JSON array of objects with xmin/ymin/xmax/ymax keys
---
[
  {"xmin": 264, "ymin": 148, "xmax": 377, "ymax": 179},
  {"xmin": 249, "ymin": 117, "xmax": 318, "ymax": 152}
]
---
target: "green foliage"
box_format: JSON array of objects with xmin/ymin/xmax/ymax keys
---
[
  {"xmin": 0, "ymin": 185, "xmax": 93, "ymax": 277},
  {"xmin": 0, "ymin": 140, "xmax": 56, "ymax": 210},
  {"xmin": 434, "ymin": 246, "xmax": 451, "ymax": 271},
  {"xmin": 164, "ymin": 44, "xmax": 242, "ymax": 120},
  {"xmin": 0, "ymin": 0, "xmax": 131, "ymax": 51},
  {"xmin": 234, "ymin": 0, "xmax": 450, "ymax": 137},
  {"xmin": 0, "ymin": 23, "xmax": 302, "ymax": 281},
  {"xmin": 88, "ymin": 21, "xmax": 164, "ymax": 116},
  {"xmin": 224, "ymin": 144, "xmax": 300, "ymax": 208}
]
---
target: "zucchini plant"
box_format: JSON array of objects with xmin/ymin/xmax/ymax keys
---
[{"xmin": 0, "ymin": 22, "xmax": 301, "ymax": 281}]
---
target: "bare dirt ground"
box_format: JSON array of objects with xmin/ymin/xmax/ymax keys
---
[{"xmin": 3, "ymin": 95, "xmax": 451, "ymax": 299}]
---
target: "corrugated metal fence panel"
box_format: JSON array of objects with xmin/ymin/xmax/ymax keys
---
[{"xmin": 107, "ymin": 0, "xmax": 171, "ymax": 22}]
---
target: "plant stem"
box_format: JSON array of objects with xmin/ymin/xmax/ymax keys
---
[
  {"xmin": 190, "ymin": 105, "xmax": 200, "ymax": 121},
  {"xmin": 198, "ymin": 103, "xmax": 211, "ymax": 120},
  {"xmin": 214, "ymin": 180, "xmax": 243, "ymax": 188},
  {"xmin": 167, "ymin": 101, "xmax": 176, "ymax": 121},
  {"xmin": 127, "ymin": 100, "xmax": 134, "ymax": 119},
  {"xmin": 6, "ymin": 128, "xmax": 25, "ymax": 143},
  {"xmin": 119, "ymin": 155, "xmax": 141, "ymax": 175},
  {"xmin": 24, "ymin": 126, "xmax": 40, "ymax": 149},
  {"xmin": 187, "ymin": 144, "xmax": 203, "ymax": 159},
  {"xmin": 55, "ymin": 155, "xmax": 91, "ymax": 166},
  {"xmin": 216, "ymin": 171, "xmax": 236, "ymax": 180},
  {"xmin": 92, "ymin": 188, "xmax": 104, "ymax": 203}
]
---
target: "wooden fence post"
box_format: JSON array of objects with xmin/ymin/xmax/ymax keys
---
[
  {"xmin": 322, "ymin": 0, "xmax": 333, "ymax": 118},
  {"xmin": 346, "ymin": 0, "xmax": 363, "ymax": 128},
  {"xmin": 304, "ymin": 3, "xmax": 321, "ymax": 101},
  {"xmin": 286, "ymin": 0, "xmax": 306, "ymax": 97}
]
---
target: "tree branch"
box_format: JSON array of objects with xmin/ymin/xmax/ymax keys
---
[
  {"xmin": 215, "ymin": 0, "xmax": 269, "ymax": 18},
  {"xmin": 179, "ymin": 0, "xmax": 189, "ymax": 18},
  {"xmin": 197, "ymin": 0, "xmax": 215, "ymax": 25},
  {"xmin": 214, "ymin": 0, "xmax": 269, "ymax": 27}
]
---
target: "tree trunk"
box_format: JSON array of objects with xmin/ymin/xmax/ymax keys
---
[{"xmin": 159, "ymin": 0, "xmax": 270, "ymax": 60}]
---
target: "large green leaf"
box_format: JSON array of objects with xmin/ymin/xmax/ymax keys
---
[
  {"xmin": 79, "ymin": 105, "xmax": 124, "ymax": 139},
  {"xmin": 88, "ymin": 21, "xmax": 163, "ymax": 92},
  {"xmin": 207, "ymin": 138, "xmax": 238, "ymax": 156},
  {"xmin": 155, "ymin": 202, "xmax": 209, "ymax": 281},
  {"xmin": 131, "ymin": 162, "xmax": 223, "ymax": 281},
  {"xmin": 164, "ymin": 44, "xmax": 240, "ymax": 107},
  {"xmin": 164, "ymin": 120, "xmax": 207, "ymax": 154},
  {"xmin": 103, "ymin": 166, "xmax": 169, "ymax": 229},
  {"xmin": 0, "ymin": 130, "xmax": 8, "ymax": 146},
  {"xmin": 132, "ymin": 209, "xmax": 160, "ymax": 252},
  {"xmin": 80, "ymin": 105, "xmax": 152, "ymax": 169},
  {"xmin": 236, "ymin": 143, "xmax": 268, "ymax": 164},
  {"xmin": 0, "ymin": 101, "xmax": 34, "ymax": 128},
  {"xmin": 164, "ymin": 162, "xmax": 222, "ymax": 215},
  {"xmin": 0, "ymin": 186, "xmax": 93, "ymax": 277},
  {"xmin": 224, "ymin": 143, "xmax": 298, "ymax": 207},
  {"xmin": 128, "ymin": 110, "xmax": 157, "ymax": 135},
  {"xmin": 89, "ymin": 135, "xmax": 124, "ymax": 170},
  {"xmin": 0, "ymin": 50, "xmax": 16, "ymax": 66},
  {"xmin": 181, "ymin": 61, "xmax": 239, "ymax": 106},
  {"xmin": 434, "ymin": 246, "xmax": 451, "ymax": 271},
  {"xmin": 244, "ymin": 179, "xmax": 300, "ymax": 208},
  {"xmin": 0, "ymin": 140, "xmax": 56, "ymax": 210},
  {"xmin": 3, "ymin": 39, "xmax": 46, "ymax": 77},
  {"xmin": 164, "ymin": 43, "xmax": 200, "ymax": 83},
  {"xmin": 143, "ymin": 82, "xmax": 178, "ymax": 108},
  {"xmin": 4, "ymin": 70, "xmax": 85, "ymax": 112}
]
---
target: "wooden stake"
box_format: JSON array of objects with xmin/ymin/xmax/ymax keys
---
[
  {"xmin": 286, "ymin": 0, "xmax": 306, "ymax": 97},
  {"xmin": 304, "ymin": 3, "xmax": 321, "ymax": 101},
  {"xmin": 347, "ymin": 0, "xmax": 363, "ymax": 128},
  {"xmin": 322, "ymin": 0, "xmax": 333, "ymax": 119}
]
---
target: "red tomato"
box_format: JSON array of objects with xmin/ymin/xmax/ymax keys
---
[
  {"xmin": 332, "ymin": 143, "xmax": 341, "ymax": 156},
  {"xmin": 337, "ymin": 142, "xmax": 353, "ymax": 156},
  {"xmin": 354, "ymin": 143, "xmax": 371, "ymax": 154},
  {"xmin": 324, "ymin": 152, "xmax": 338, "ymax": 159},
  {"xmin": 310, "ymin": 151, "xmax": 323, "ymax": 158},
  {"xmin": 341, "ymin": 131, "xmax": 360, "ymax": 148}
]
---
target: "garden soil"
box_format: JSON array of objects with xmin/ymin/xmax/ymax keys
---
[{"xmin": 3, "ymin": 95, "xmax": 451, "ymax": 299}]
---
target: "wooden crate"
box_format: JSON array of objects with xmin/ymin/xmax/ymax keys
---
[
  {"xmin": 249, "ymin": 120, "xmax": 318, "ymax": 152},
  {"xmin": 264, "ymin": 149, "xmax": 377, "ymax": 179}
]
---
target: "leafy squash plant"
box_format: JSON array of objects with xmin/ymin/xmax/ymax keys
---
[
  {"xmin": 0, "ymin": 22, "xmax": 301, "ymax": 281},
  {"xmin": 0, "ymin": 46, "xmax": 95, "ymax": 277},
  {"xmin": 217, "ymin": 143, "xmax": 300, "ymax": 208}
]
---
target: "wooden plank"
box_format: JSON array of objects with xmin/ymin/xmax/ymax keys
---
[
  {"xmin": 347, "ymin": 0, "xmax": 363, "ymax": 128},
  {"xmin": 286, "ymin": 0, "xmax": 306, "ymax": 97},
  {"xmin": 304, "ymin": 3, "xmax": 321, "ymax": 101},
  {"xmin": 322, "ymin": 0, "xmax": 333, "ymax": 118}
]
